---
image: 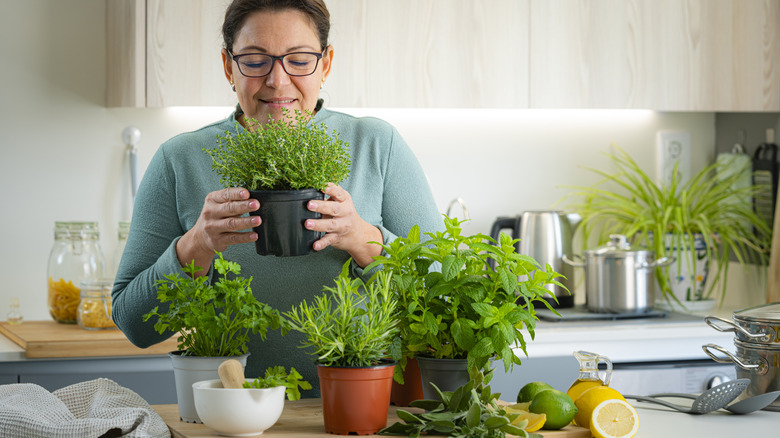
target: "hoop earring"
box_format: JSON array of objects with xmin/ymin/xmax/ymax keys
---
[{"xmin": 230, "ymin": 82, "xmax": 236, "ymax": 92}]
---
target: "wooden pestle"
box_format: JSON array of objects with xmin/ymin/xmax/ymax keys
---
[{"xmin": 218, "ymin": 359, "xmax": 245, "ymax": 389}]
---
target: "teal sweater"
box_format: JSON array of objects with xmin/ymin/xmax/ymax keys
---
[{"xmin": 112, "ymin": 106, "xmax": 442, "ymax": 397}]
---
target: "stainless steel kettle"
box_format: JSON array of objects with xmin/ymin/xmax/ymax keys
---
[{"xmin": 490, "ymin": 211, "xmax": 581, "ymax": 308}]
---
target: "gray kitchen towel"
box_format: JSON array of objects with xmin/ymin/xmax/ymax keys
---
[{"xmin": 0, "ymin": 378, "xmax": 170, "ymax": 438}]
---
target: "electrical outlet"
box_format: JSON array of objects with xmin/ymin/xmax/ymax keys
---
[{"xmin": 656, "ymin": 131, "xmax": 691, "ymax": 186}]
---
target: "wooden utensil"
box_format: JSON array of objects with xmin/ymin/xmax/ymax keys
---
[{"xmin": 218, "ymin": 359, "xmax": 245, "ymax": 389}]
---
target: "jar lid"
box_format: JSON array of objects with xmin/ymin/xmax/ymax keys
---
[
  {"xmin": 584, "ymin": 234, "xmax": 655, "ymax": 258},
  {"xmin": 733, "ymin": 302, "xmax": 780, "ymax": 324}
]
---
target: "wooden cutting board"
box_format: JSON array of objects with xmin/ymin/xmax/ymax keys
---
[
  {"xmin": 152, "ymin": 400, "xmax": 590, "ymax": 438},
  {"xmin": 0, "ymin": 320, "xmax": 177, "ymax": 358}
]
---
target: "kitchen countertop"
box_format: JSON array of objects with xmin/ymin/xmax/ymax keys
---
[
  {"xmin": 0, "ymin": 310, "xmax": 734, "ymax": 363},
  {"xmin": 151, "ymin": 399, "xmax": 780, "ymax": 437},
  {"xmin": 0, "ymin": 321, "xmax": 177, "ymax": 361},
  {"xmin": 523, "ymin": 307, "xmax": 735, "ymax": 362}
]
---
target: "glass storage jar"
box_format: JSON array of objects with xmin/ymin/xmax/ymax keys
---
[
  {"xmin": 110, "ymin": 221, "xmax": 131, "ymax": 278},
  {"xmin": 47, "ymin": 221, "xmax": 106, "ymax": 324},
  {"xmin": 78, "ymin": 279, "xmax": 116, "ymax": 330}
]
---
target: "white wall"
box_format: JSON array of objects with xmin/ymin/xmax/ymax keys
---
[{"xmin": 0, "ymin": 1, "xmax": 758, "ymax": 323}]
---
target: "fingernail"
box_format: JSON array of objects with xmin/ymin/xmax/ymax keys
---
[
  {"xmin": 313, "ymin": 242, "xmax": 321, "ymax": 251},
  {"xmin": 251, "ymin": 216, "xmax": 261, "ymax": 225},
  {"xmin": 308, "ymin": 201, "xmax": 317, "ymax": 209},
  {"xmin": 249, "ymin": 200, "xmax": 259, "ymax": 209},
  {"xmin": 305, "ymin": 220, "xmax": 314, "ymax": 229}
]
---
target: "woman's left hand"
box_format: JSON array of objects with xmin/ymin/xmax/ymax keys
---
[{"xmin": 305, "ymin": 183, "xmax": 382, "ymax": 267}]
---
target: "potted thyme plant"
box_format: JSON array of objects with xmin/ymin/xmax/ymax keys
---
[
  {"xmin": 205, "ymin": 108, "xmax": 351, "ymax": 257},
  {"xmin": 366, "ymin": 215, "xmax": 564, "ymax": 400},
  {"xmin": 143, "ymin": 252, "xmax": 286, "ymax": 423},
  {"xmin": 566, "ymin": 146, "xmax": 771, "ymax": 310},
  {"xmin": 284, "ymin": 260, "xmax": 399, "ymax": 435}
]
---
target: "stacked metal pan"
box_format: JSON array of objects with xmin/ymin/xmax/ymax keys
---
[{"xmin": 703, "ymin": 302, "xmax": 780, "ymax": 411}]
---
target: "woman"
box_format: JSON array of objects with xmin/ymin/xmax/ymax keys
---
[{"xmin": 111, "ymin": 0, "xmax": 442, "ymax": 396}]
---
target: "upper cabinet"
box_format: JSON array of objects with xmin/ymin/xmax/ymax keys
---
[
  {"xmin": 107, "ymin": 0, "xmax": 780, "ymax": 111},
  {"xmin": 322, "ymin": 0, "xmax": 529, "ymax": 108},
  {"xmin": 107, "ymin": 0, "xmax": 234, "ymax": 107},
  {"xmin": 530, "ymin": 0, "xmax": 780, "ymax": 111}
]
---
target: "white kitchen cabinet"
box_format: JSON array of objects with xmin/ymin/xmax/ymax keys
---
[
  {"xmin": 529, "ymin": 0, "xmax": 780, "ymax": 111},
  {"xmin": 107, "ymin": 0, "xmax": 779, "ymax": 111}
]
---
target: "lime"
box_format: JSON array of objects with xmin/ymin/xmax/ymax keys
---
[
  {"xmin": 517, "ymin": 381, "xmax": 554, "ymax": 403},
  {"xmin": 529, "ymin": 389, "xmax": 577, "ymax": 430},
  {"xmin": 573, "ymin": 386, "xmax": 625, "ymax": 428}
]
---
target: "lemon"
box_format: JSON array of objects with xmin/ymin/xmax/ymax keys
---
[
  {"xmin": 504, "ymin": 405, "xmax": 547, "ymax": 432},
  {"xmin": 566, "ymin": 379, "xmax": 604, "ymax": 403},
  {"xmin": 573, "ymin": 386, "xmax": 625, "ymax": 428},
  {"xmin": 517, "ymin": 381, "xmax": 554, "ymax": 403},
  {"xmin": 590, "ymin": 399, "xmax": 639, "ymax": 438},
  {"xmin": 528, "ymin": 389, "xmax": 577, "ymax": 430}
]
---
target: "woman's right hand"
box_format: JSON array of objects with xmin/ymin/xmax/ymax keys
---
[{"xmin": 175, "ymin": 188, "xmax": 260, "ymax": 275}]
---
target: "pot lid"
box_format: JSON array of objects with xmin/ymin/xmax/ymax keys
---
[
  {"xmin": 585, "ymin": 234, "xmax": 654, "ymax": 258},
  {"xmin": 733, "ymin": 302, "xmax": 780, "ymax": 324}
]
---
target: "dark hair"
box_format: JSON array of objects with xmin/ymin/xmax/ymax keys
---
[{"xmin": 222, "ymin": 0, "xmax": 330, "ymax": 53}]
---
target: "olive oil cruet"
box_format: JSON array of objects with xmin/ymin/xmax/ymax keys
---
[{"xmin": 566, "ymin": 350, "xmax": 613, "ymax": 402}]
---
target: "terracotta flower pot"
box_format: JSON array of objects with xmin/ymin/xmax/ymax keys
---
[
  {"xmin": 317, "ymin": 361, "xmax": 395, "ymax": 435},
  {"xmin": 390, "ymin": 357, "xmax": 424, "ymax": 407}
]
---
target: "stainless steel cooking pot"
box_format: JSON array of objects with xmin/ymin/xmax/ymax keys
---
[
  {"xmin": 563, "ymin": 234, "xmax": 672, "ymax": 314},
  {"xmin": 703, "ymin": 340, "xmax": 780, "ymax": 411},
  {"xmin": 705, "ymin": 303, "xmax": 780, "ymax": 345}
]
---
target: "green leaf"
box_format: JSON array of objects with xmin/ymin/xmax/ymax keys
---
[{"xmin": 465, "ymin": 402, "xmax": 481, "ymax": 429}]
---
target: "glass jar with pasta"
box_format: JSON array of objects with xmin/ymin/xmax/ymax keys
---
[
  {"xmin": 78, "ymin": 280, "xmax": 116, "ymax": 330},
  {"xmin": 47, "ymin": 222, "xmax": 106, "ymax": 324}
]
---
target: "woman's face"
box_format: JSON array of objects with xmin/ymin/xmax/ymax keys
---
[{"xmin": 222, "ymin": 9, "xmax": 332, "ymax": 125}]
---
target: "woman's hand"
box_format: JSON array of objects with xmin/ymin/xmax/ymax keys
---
[
  {"xmin": 305, "ymin": 184, "xmax": 382, "ymax": 267},
  {"xmin": 176, "ymin": 188, "xmax": 260, "ymax": 275}
]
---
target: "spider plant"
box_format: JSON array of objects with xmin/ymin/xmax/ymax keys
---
[{"xmin": 565, "ymin": 146, "xmax": 771, "ymax": 304}]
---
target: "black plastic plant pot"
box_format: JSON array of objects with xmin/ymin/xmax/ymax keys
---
[{"xmin": 248, "ymin": 188, "xmax": 324, "ymax": 257}]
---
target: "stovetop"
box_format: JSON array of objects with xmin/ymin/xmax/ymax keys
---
[{"xmin": 535, "ymin": 304, "xmax": 703, "ymax": 325}]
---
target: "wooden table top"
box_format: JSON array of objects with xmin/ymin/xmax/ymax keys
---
[{"xmin": 151, "ymin": 400, "xmax": 589, "ymax": 437}]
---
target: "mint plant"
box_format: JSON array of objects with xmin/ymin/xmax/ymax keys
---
[
  {"xmin": 284, "ymin": 260, "xmax": 399, "ymax": 367},
  {"xmin": 367, "ymin": 215, "xmax": 565, "ymax": 375},
  {"xmin": 243, "ymin": 366, "xmax": 312, "ymax": 401},
  {"xmin": 143, "ymin": 252, "xmax": 286, "ymax": 357},
  {"xmin": 206, "ymin": 108, "xmax": 351, "ymax": 191}
]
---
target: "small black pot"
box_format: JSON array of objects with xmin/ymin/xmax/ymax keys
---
[{"xmin": 248, "ymin": 188, "xmax": 324, "ymax": 257}]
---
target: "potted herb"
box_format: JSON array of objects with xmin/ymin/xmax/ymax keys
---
[
  {"xmin": 205, "ymin": 109, "xmax": 351, "ymax": 257},
  {"xmin": 565, "ymin": 146, "xmax": 771, "ymax": 309},
  {"xmin": 367, "ymin": 215, "xmax": 564, "ymax": 400},
  {"xmin": 143, "ymin": 252, "xmax": 286, "ymax": 423},
  {"xmin": 284, "ymin": 260, "xmax": 399, "ymax": 435}
]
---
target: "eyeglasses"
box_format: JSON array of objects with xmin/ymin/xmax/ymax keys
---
[{"xmin": 229, "ymin": 51, "xmax": 323, "ymax": 78}]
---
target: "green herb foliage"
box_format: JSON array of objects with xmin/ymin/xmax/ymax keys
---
[
  {"xmin": 206, "ymin": 108, "xmax": 351, "ymax": 191},
  {"xmin": 284, "ymin": 260, "xmax": 399, "ymax": 367},
  {"xmin": 143, "ymin": 252, "xmax": 286, "ymax": 357},
  {"xmin": 367, "ymin": 216, "xmax": 565, "ymax": 376},
  {"xmin": 565, "ymin": 146, "xmax": 771, "ymax": 303},
  {"xmin": 242, "ymin": 366, "xmax": 312, "ymax": 401},
  {"xmin": 379, "ymin": 368, "xmax": 537, "ymax": 438}
]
